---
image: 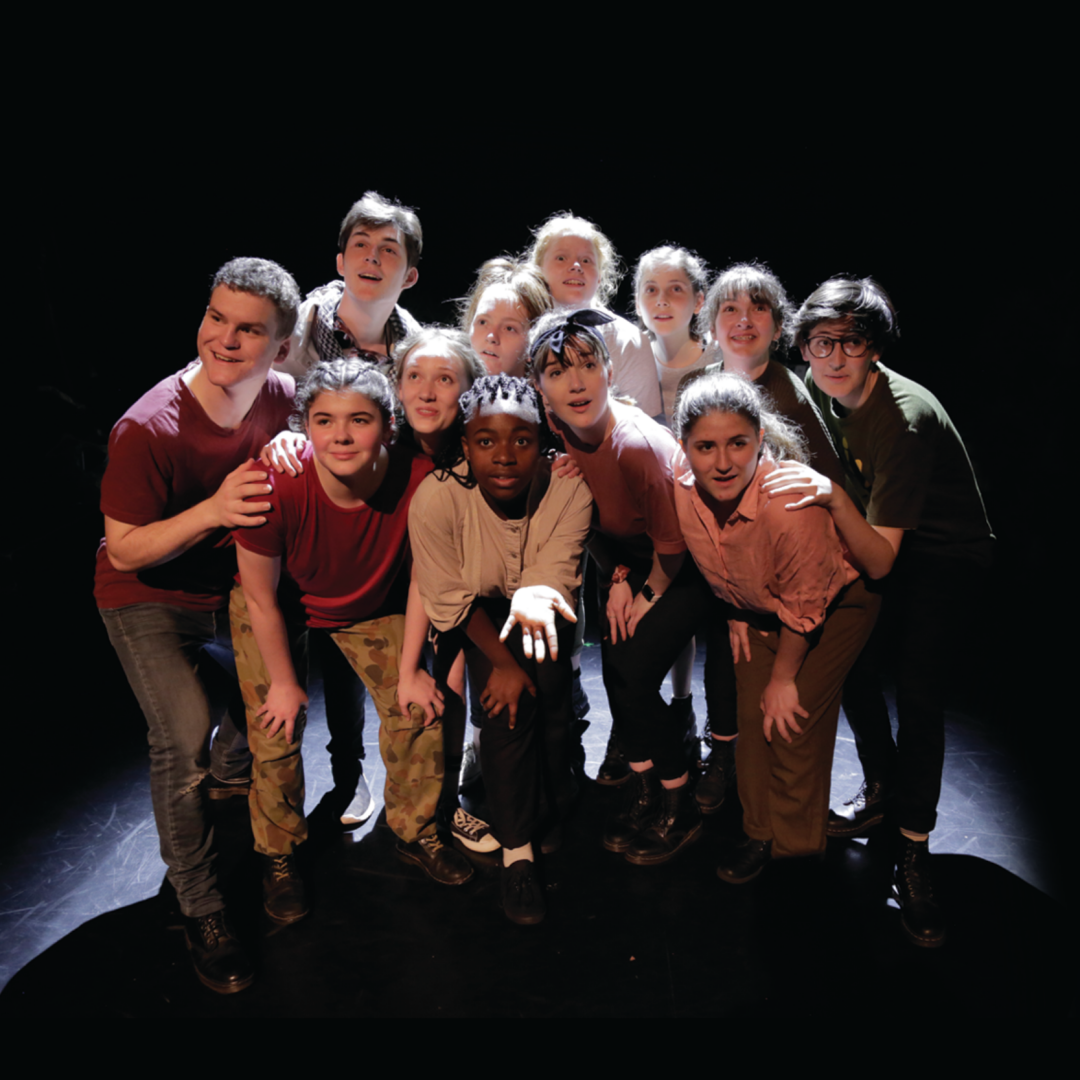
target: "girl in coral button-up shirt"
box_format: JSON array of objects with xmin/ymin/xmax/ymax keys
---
[{"xmin": 673, "ymin": 371, "xmax": 880, "ymax": 882}]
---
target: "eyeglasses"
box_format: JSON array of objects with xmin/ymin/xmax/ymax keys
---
[{"xmin": 805, "ymin": 335, "xmax": 872, "ymax": 360}]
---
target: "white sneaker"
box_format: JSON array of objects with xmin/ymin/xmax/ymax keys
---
[
  {"xmin": 451, "ymin": 808, "xmax": 500, "ymax": 853},
  {"xmin": 460, "ymin": 742, "xmax": 482, "ymax": 788},
  {"xmin": 341, "ymin": 774, "xmax": 374, "ymax": 828}
]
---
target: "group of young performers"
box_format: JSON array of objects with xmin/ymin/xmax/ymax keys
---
[{"xmin": 96, "ymin": 194, "xmax": 993, "ymax": 994}]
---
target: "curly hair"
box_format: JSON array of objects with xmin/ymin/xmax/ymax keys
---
[
  {"xmin": 211, "ymin": 257, "xmax": 301, "ymax": 339},
  {"xmin": 290, "ymin": 358, "xmax": 396, "ymax": 441},
  {"xmin": 528, "ymin": 213, "xmax": 622, "ymax": 307},
  {"xmin": 439, "ymin": 374, "xmax": 562, "ymax": 486}
]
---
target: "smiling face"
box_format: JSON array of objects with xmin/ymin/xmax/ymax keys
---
[
  {"xmin": 713, "ymin": 291, "xmax": 782, "ymax": 373},
  {"xmin": 539, "ymin": 233, "xmax": 601, "ymax": 308},
  {"xmin": 535, "ymin": 339, "xmax": 612, "ymax": 443},
  {"xmin": 196, "ymin": 286, "xmax": 290, "ymax": 391},
  {"xmin": 462, "ymin": 411, "xmax": 542, "ymax": 516},
  {"xmin": 305, "ymin": 389, "xmax": 387, "ymax": 485},
  {"xmin": 681, "ymin": 410, "xmax": 763, "ymax": 513},
  {"xmin": 636, "ymin": 261, "xmax": 704, "ymax": 340},
  {"xmin": 469, "ymin": 285, "xmax": 530, "ymax": 377},
  {"xmin": 397, "ymin": 340, "xmax": 468, "ymax": 442},
  {"xmin": 802, "ymin": 317, "xmax": 880, "ymax": 412},
  {"xmin": 336, "ymin": 223, "xmax": 419, "ymax": 306}
]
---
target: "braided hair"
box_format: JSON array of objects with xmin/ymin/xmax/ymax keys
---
[{"xmin": 438, "ymin": 373, "xmax": 561, "ymax": 486}]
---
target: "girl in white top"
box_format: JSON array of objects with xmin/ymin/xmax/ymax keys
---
[
  {"xmin": 634, "ymin": 245, "xmax": 710, "ymax": 427},
  {"xmin": 632, "ymin": 244, "xmax": 711, "ymax": 751},
  {"xmin": 528, "ymin": 213, "xmax": 662, "ymax": 419}
]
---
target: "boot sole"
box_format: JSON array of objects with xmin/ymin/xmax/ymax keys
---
[
  {"xmin": 826, "ymin": 811, "xmax": 885, "ymax": 838},
  {"xmin": 624, "ymin": 824, "xmax": 703, "ymax": 866},
  {"xmin": 264, "ymin": 901, "xmax": 309, "ymax": 925},
  {"xmin": 595, "ymin": 772, "xmax": 633, "ymax": 787}
]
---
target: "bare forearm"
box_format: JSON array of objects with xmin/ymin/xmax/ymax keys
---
[
  {"xmin": 244, "ymin": 585, "xmax": 301, "ymax": 691},
  {"xmin": 647, "ymin": 549, "xmax": 685, "ymax": 595},
  {"xmin": 463, "ymin": 606, "xmax": 519, "ymax": 671},
  {"xmin": 772, "ymin": 625, "xmax": 810, "ymax": 684},
  {"xmin": 402, "ymin": 579, "xmax": 431, "ymax": 678},
  {"xmin": 828, "ymin": 492, "xmax": 899, "ymax": 579},
  {"xmin": 104, "ymin": 503, "xmax": 220, "ymax": 573}
]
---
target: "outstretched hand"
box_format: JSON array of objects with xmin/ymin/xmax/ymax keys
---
[{"xmin": 499, "ymin": 585, "xmax": 577, "ymax": 662}]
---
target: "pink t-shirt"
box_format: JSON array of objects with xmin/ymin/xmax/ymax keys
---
[
  {"xmin": 234, "ymin": 441, "xmax": 432, "ymax": 629},
  {"xmin": 673, "ymin": 450, "xmax": 858, "ymax": 634},
  {"xmin": 94, "ymin": 367, "xmax": 295, "ymax": 612},
  {"xmin": 553, "ymin": 400, "xmax": 686, "ymax": 561}
]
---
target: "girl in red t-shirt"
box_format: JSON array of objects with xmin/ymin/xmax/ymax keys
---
[{"xmin": 235, "ymin": 358, "xmax": 474, "ymax": 887}]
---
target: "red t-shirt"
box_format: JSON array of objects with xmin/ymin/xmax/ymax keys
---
[
  {"xmin": 234, "ymin": 442, "xmax": 433, "ymax": 628},
  {"xmin": 94, "ymin": 367, "xmax": 295, "ymax": 612}
]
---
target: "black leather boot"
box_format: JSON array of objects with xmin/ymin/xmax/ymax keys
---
[
  {"xmin": 602, "ymin": 768, "xmax": 660, "ymax": 852},
  {"xmin": 184, "ymin": 910, "xmax": 254, "ymax": 994},
  {"xmin": 716, "ymin": 837, "xmax": 772, "ymax": 884},
  {"xmin": 261, "ymin": 852, "xmax": 309, "ymax": 924},
  {"xmin": 695, "ymin": 738, "xmax": 736, "ymax": 815},
  {"xmin": 625, "ymin": 783, "xmax": 702, "ymax": 866},
  {"xmin": 596, "ymin": 729, "xmax": 631, "ymax": 786},
  {"xmin": 894, "ymin": 835, "xmax": 945, "ymax": 947},
  {"xmin": 827, "ymin": 779, "xmax": 891, "ymax": 838}
]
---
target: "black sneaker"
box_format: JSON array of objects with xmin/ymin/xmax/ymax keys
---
[{"xmin": 451, "ymin": 808, "xmax": 500, "ymax": 853}]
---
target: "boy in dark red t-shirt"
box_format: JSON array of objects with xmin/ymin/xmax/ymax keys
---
[{"xmin": 96, "ymin": 257, "xmax": 301, "ymax": 994}]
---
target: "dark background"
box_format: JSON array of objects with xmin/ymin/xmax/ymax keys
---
[{"xmin": 16, "ymin": 117, "xmax": 1036, "ymax": 809}]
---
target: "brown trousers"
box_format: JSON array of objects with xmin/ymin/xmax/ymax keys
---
[{"xmin": 736, "ymin": 578, "xmax": 880, "ymax": 858}]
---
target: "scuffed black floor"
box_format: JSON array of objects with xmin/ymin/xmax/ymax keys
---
[{"xmin": 0, "ymin": 642, "xmax": 1071, "ymax": 1017}]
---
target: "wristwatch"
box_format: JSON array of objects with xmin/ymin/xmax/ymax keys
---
[{"xmin": 641, "ymin": 582, "xmax": 660, "ymax": 603}]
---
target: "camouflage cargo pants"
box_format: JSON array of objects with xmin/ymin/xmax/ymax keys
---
[
  {"xmin": 230, "ymin": 585, "xmax": 308, "ymax": 855},
  {"xmin": 231, "ymin": 586, "xmax": 442, "ymax": 849},
  {"xmin": 327, "ymin": 617, "xmax": 442, "ymax": 843}
]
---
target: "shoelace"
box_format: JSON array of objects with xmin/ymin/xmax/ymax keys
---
[
  {"xmin": 268, "ymin": 855, "xmax": 293, "ymax": 881},
  {"xmin": 844, "ymin": 781, "xmax": 869, "ymax": 807},
  {"xmin": 453, "ymin": 810, "xmax": 489, "ymax": 838},
  {"xmin": 197, "ymin": 912, "xmax": 227, "ymax": 945}
]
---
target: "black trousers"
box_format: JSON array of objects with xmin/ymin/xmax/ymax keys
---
[
  {"xmin": 434, "ymin": 598, "xmax": 576, "ymax": 849},
  {"xmin": 601, "ymin": 557, "xmax": 734, "ymax": 780}
]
